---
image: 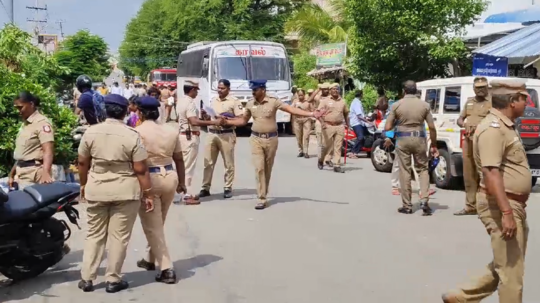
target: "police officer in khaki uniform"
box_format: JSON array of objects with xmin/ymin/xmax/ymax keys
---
[
  {"xmin": 443, "ymin": 80, "xmax": 531, "ymax": 303},
  {"xmin": 9, "ymin": 92, "xmax": 55, "ymax": 189},
  {"xmin": 159, "ymin": 85, "xmax": 172, "ymax": 123},
  {"xmin": 176, "ymin": 79, "xmax": 222, "ymax": 204},
  {"xmin": 199, "ymin": 79, "xmax": 243, "ymax": 199},
  {"xmin": 135, "ymin": 97, "xmax": 187, "ymax": 284},
  {"xmin": 317, "ymin": 83, "xmax": 349, "ymax": 172},
  {"xmin": 385, "ymin": 81, "xmax": 438, "ymax": 215},
  {"xmin": 77, "ymin": 94, "xmax": 154, "ymax": 293},
  {"xmin": 223, "ymin": 80, "xmax": 325, "ymax": 210},
  {"xmin": 454, "ymin": 77, "xmax": 492, "ymax": 216},
  {"xmin": 292, "ymin": 88, "xmax": 313, "ymax": 158},
  {"xmin": 308, "ymin": 83, "xmax": 333, "ymax": 165}
]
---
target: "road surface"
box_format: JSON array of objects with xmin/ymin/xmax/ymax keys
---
[{"xmin": 1, "ymin": 134, "xmax": 539, "ymax": 303}]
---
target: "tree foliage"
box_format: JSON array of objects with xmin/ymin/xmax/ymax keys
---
[
  {"xmin": 54, "ymin": 30, "xmax": 111, "ymax": 90},
  {"xmin": 291, "ymin": 51, "xmax": 318, "ymax": 89},
  {"xmin": 346, "ymin": 0, "xmax": 487, "ymax": 91},
  {"xmin": 0, "ymin": 25, "xmax": 77, "ymax": 177},
  {"xmin": 119, "ymin": 0, "xmax": 307, "ymax": 76}
]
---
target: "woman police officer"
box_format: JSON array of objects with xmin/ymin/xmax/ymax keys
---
[
  {"xmin": 134, "ymin": 96, "xmax": 187, "ymax": 283},
  {"xmin": 8, "ymin": 91, "xmax": 55, "ymax": 189},
  {"xmin": 77, "ymin": 94, "xmax": 154, "ymax": 293}
]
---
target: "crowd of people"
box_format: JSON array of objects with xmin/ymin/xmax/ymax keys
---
[{"xmin": 6, "ymin": 73, "xmax": 533, "ymax": 301}]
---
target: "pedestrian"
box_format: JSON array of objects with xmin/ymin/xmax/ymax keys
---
[
  {"xmin": 159, "ymin": 85, "xmax": 172, "ymax": 124},
  {"xmin": 73, "ymin": 85, "xmax": 82, "ymax": 109},
  {"xmin": 176, "ymin": 79, "xmax": 223, "ymax": 204},
  {"xmin": 307, "ymin": 88, "xmax": 314, "ymax": 99},
  {"xmin": 290, "ymin": 85, "xmax": 299, "ymax": 135},
  {"xmin": 126, "ymin": 96, "xmax": 141, "ymax": 127},
  {"xmin": 317, "ymin": 83, "xmax": 350, "ymax": 173},
  {"xmin": 443, "ymin": 79, "xmax": 531, "ymax": 303},
  {"xmin": 135, "ymin": 96, "xmax": 187, "ymax": 284},
  {"xmin": 384, "ymin": 81, "xmax": 438, "ymax": 215},
  {"xmin": 376, "ymin": 87, "xmax": 389, "ymax": 112},
  {"xmin": 292, "ymin": 88, "xmax": 313, "ymax": 158},
  {"xmin": 123, "ymin": 83, "xmax": 134, "ymax": 100},
  {"xmin": 75, "ymin": 75, "xmax": 104, "ymax": 126},
  {"xmin": 111, "ymin": 82, "xmax": 123, "ymax": 95},
  {"xmin": 223, "ymin": 79, "xmax": 325, "ymax": 209},
  {"xmin": 308, "ymin": 83, "xmax": 333, "ymax": 166},
  {"xmin": 8, "ymin": 91, "xmax": 55, "ymax": 189},
  {"xmin": 199, "ymin": 79, "xmax": 243, "ymax": 199},
  {"xmin": 98, "ymin": 83, "xmax": 109, "ymax": 96},
  {"xmin": 454, "ymin": 77, "xmax": 491, "ymax": 216},
  {"xmin": 348, "ymin": 89, "xmax": 371, "ymax": 158},
  {"xmin": 77, "ymin": 93, "xmax": 154, "ymax": 293}
]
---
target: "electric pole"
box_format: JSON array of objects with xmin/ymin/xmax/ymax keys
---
[
  {"xmin": 26, "ymin": 0, "xmax": 48, "ymax": 36},
  {"xmin": 56, "ymin": 19, "xmax": 65, "ymax": 39}
]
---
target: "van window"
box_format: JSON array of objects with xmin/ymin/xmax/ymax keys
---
[
  {"xmin": 526, "ymin": 89, "xmax": 539, "ymax": 108},
  {"xmin": 443, "ymin": 87, "xmax": 461, "ymax": 113},
  {"xmin": 425, "ymin": 89, "xmax": 441, "ymax": 113}
]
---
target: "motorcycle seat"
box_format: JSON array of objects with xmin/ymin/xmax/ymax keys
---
[
  {"xmin": 23, "ymin": 183, "xmax": 79, "ymax": 206},
  {"xmin": 0, "ymin": 190, "xmax": 41, "ymax": 220}
]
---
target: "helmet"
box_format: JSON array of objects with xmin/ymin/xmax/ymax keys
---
[{"xmin": 76, "ymin": 75, "xmax": 93, "ymax": 91}]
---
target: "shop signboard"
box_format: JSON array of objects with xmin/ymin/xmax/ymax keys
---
[
  {"xmin": 315, "ymin": 43, "xmax": 346, "ymax": 67},
  {"xmin": 472, "ymin": 54, "xmax": 508, "ymax": 77}
]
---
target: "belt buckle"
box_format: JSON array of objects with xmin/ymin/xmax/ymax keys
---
[
  {"xmin": 412, "ymin": 131, "xmax": 420, "ymax": 137},
  {"xmin": 260, "ymin": 133, "xmax": 268, "ymax": 139}
]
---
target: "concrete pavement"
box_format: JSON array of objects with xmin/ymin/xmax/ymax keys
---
[{"xmin": 1, "ymin": 134, "xmax": 540, "ymax": 303}]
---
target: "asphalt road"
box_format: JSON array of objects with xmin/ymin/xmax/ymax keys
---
[{"xmin": 1, "ymin": 134, "xmax": 540, "ymax": 303}]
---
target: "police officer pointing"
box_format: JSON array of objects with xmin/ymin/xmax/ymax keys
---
[
  {"xmin": 199, "ymin": 79, "xmax": 243, "ymax": 199},
  {"xmin": 223, "ymin": 80, "xmax": 325, "ymax": 210},
  {"xmin": 443, "ymin": 80, "xmax": 531, "ymax": 303},
  {"xmin": 455, "ymin": 77, "xmax": 491, "ymax": 216},
  {"xmin": 385, "ymin": 81, "xmax": 438, "ymax": 216}
]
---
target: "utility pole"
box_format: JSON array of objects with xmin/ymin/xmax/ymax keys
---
[
  {"xmin": 9, "ymin": 0, "xmax": 13, "ymax": 23},
  {"xmin": 26, "ymin": 0, "xmax": 48, "ymax": 36},
  {"xmin": 56, "ymin": 19, "xmax": 65, "ymax": 39}
]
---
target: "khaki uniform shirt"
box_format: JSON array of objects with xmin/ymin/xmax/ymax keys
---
[
  {"xmin": 459, "ymin": 96, "xmax": 492, "ymax": 128},
  {"xmin": 293, "ymin": 100, "xmax": 313, "ymax": 122},
  {"xmin": 78, "ymin": 119, "xmax": 148, "ymax": 202},
  {"xmin": 244, "ymin": 96, "xmax": 284, "ymax": 133},
  {"xmin": 176, "ymin": 96, "xmax": 200, "ymax": 132},
  {"xmin": 318, "ymin": 96, "xmax": 348, "ymax": 124},
  {"xmin": 386, "ymin": 95, "xmax": 434, "ymax": 132},
  {"xmin": 160, "ymin": 88, "xmax": 171, "ymax": 102},
  {"xmin": 14, "ymin": 111, "xmax": 54, "ymax": 161},
  {"xmin": 209, "ymin": 95, "xmax": 244, "ymax": 131},
  {"xmin": 473, "ymin": 109, "xmax": 531, "ymax": 196},
  {"xmin": 136, "ymin": 120, "xmax": 182, "ymax": 167}
]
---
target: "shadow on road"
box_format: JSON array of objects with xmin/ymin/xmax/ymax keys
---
[
  {"xmin": 214, "ymin": 188, "xmax": 349, "ymax": 207},
  {"xmin": 0, "ymin": 250, "xmax": 84, "ymax": 301},
  {"xmin": 122, "ymin": 254, "xmax": 223, "ymax": 289}
]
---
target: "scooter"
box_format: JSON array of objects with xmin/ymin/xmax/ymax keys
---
[
  {"xmin": 0, "ymin": 182, "xmax": 80, "ymax": 281},
  {"xmin": 341, "ymin": 110, "xmax": 383, "ymax": 157}
]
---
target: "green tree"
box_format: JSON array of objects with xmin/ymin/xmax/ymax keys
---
[
  {"xmin": 119, "ymin": 0, "xmax": 306, "ymax": 76},
  {"xmin": 346, "ymin": 0, "xmax": 487, "ymax": 91},
  {"xmin": 0, "ymin": 25, "xmax": 77, "ymax": 177},
  {"xmin": 291, "ymin": 51, "xmax": 318, "ymax": 89},
  {"xmin": 54, "ymin": 30, "xmax": 111, "ymax": 90}
]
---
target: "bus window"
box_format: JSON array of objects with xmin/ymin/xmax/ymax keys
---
[
  {"xmin": 216, "ymin": 57, "xmax": 249, "ymax": 80},
  {"xmin": 251, "ymin": 57, "xmax": 289, "ymax": 82}
]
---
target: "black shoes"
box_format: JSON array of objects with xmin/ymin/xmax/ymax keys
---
[
  {"xmin": 137, "ymin": 258, "xmax": 156, "ymax": 271},
  {"xmin": 297, "ymin": 152, "xmax": 304, "ymax": 157},
  {"xmin": 199, "ymin": 189, "xmax": 211, "ymax": 198},
  {"xmin": 421, "ymin": 202, "xmax": 432, "ymax": 216},
  {"xmin": 317, "ymin": 161, "xmax": 324, "ymax": 170},
  {"xmin": 106, "ymin": 280, "xmax": 129, "ymax": 293},
  {"xmin": 333, "ymin": 167, "xmax": 343, "ymax": 173},
  {"xmin": 223, "ymin": 188, "xmax": 233, "ymax": 199},
  {"xmin": 155, "ymin": 269, "xmax": 177, "ymax": 284},
  {"xmin": 398, "ymin": 207, "xmax": 413, "ymax": 214},
  {"xmin": 325, "ymin": 160, "xmax": 334, "ymax": 167},
  {"xmin": 78, "ymin": 280, "xmax": 94, "ymax": 292}
]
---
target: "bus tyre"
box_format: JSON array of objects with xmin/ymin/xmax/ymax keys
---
[{"xmin": 432, "ymin": 148, "xmax": 460, "ymax": 189}]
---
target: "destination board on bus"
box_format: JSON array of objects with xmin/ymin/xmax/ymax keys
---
[{"xmin": 214, "ymin": 45, "xmax": 286, "ymax": 58}]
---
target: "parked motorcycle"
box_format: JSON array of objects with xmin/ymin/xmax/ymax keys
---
[
  {"xmin": 341, "ymin": 110, "xmax": 383, "ymax": 157},
  {"xmin": 0, "ymin": 183, "xmax": 80, "ymax": 281}
]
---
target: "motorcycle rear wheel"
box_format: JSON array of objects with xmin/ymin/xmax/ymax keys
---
[{"xmin": 0, "ymin": 247, "xmax": 64, "ymax": 281}]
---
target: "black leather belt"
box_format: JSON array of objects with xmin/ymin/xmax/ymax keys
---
[
  {"xmin": 251, "ymin": 131, "xmax": 278, "ymax": 139},
  {"xmin": 148, "ymin": 164, "xmax": 174, "ymax": 173},
  {"xmin": 396, "ymin": 131, "xmax": 426, "ymax": 138},
  {"xmin": 17, "ymin": 160, "xmax": 40, "ymax": 168},
  {"xmin": 209, "ymin": 129, "xmax": 234, "ymax": 134}
]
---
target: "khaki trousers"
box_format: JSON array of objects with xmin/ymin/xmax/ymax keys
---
[
  {"xmin": 179, "ymin": 134, "xmax": 200, "ymax": 193},
  {"xmin": 140, "ymin": 171, "xmax": 177, "ymax": 270},
  {"xmin": 452, "ymin": 192, "xmax": 528, "ymax": 302},
  {"xmin": 250, "ymin": 136, "xmax": 278, "ymax": 201},
  {"xmin": 395, "ymin": 137, "xmax": 430, "ymax": 208},
  {"xmin": 16, "ymin": 165, "xmax": 44, "ymax": 189},
  {"xmin": 320, "ymin": 124, "xmax": 344, "ymax": 167},
  {"xmin": 202, "ymin": 132, "xmax": 236, "ymax": 190},
  {"xmin": 391, "ymin": 153, "xmax": 420, "ymax": 191},
  {"xmin": 463, "ymin": 137, "xmax": 479, "ymax": 211},
  {"xmin": 294, "ymin": 119, "xmax": 312, "ymax": 154},
  {"xmin": 81, "ymin": 200, "xmax": 140, "ymax": 283},
  {"xmin": 315, "ymin": 121, "xmax": 331, "ymax": 162}
]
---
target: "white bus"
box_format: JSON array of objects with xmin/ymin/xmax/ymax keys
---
[{"xmin": 176, "ymin": 40, "xmax": 293, "ymax": 131}]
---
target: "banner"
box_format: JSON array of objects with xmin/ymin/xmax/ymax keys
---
[
  {"xmin": 316, "ymin": 43, "xmax": 346, "ymax": 67},
  {"xmin": 472, "ymin": 54, "xmax": 508, "ymax": 77}
]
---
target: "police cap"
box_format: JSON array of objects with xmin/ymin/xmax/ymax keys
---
[
  {"xmin": 320, "ymin": 83, "xmax": 331, "ymax": 89},
  {"xmin": 473, "ymin": 77, "xmax": 488, "ymax": 87},
  {"xmin": 185, "ymin": 79, "xmax": 200, "ymax": 89},
  {"xmin": 490, "ymin": 79, "xmax": 529, "ymax": 96},
  {"xmin": 307, "ymin": 89, "xmax": 314, "ymax": 93},
  {"xmin": 330, "ymin": 83, "xmax": 340, "ymax": 88},
  {"xmin": 104, "ymin": 94, "xmax": 128, "ymax": 107},
  {"xmin": 138, "ymin": 96, "xmax": 161, "ymax": 109},
  {"xmin": 249, "ymin": 79, "xmax": 267, "ymax": 90}
]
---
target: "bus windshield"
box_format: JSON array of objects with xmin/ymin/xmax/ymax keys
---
[
  {"xmin": 152, "ymin": 72, "xmax": 176, "ymax": 82},
  {"xmin": 215, "ymin": 57, "xmax": 289, "ymax": 82}
]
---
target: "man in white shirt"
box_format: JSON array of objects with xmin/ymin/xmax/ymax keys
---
[
  {"xmin": 348, "ymin": 90, "xmax": 371, "ymax": 157},
  {"xmin": 123, "ymin": 83, "xmax": 134, "ymax": 99},
  {"xmin": 110, "ymin": 82, "xmax": 123, "ymax": 95}
]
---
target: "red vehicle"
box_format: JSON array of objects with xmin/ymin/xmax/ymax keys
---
[
  {"xmin": 342, "ymin": 109, "xmax": 384, "ymax": 157},
  {"xmin": 147, "ymin": 68, "xmax": 177, "ymax": 88}
]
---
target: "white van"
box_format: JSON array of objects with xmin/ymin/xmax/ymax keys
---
[{"xmin": 417, "ymin": 76, "xmax": 540, "ymax": 189}]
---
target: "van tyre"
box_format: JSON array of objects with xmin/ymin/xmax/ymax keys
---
[
  {"xmin": 371, "ymin": 138, "xmax": 393, "ymax": 173},
  {"xmin": 432, "ymin": 148, "xmax": 460, "ymax": 189}
]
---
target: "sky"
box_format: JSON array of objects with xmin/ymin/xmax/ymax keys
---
[{"xmin": 0, "ymin": 0, "xmax": 537, "ymax": 52}]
